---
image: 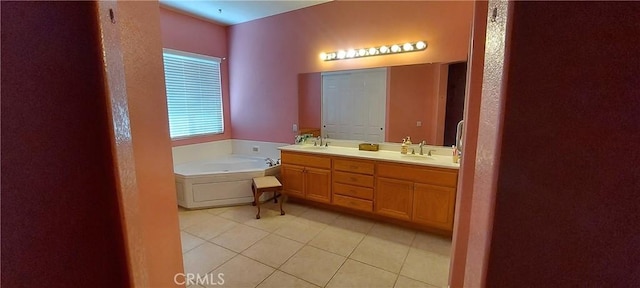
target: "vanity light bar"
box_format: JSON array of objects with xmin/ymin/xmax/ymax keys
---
[{"xmin": 319, "ymin": 41, "xmax": 427, "ymax": 61}]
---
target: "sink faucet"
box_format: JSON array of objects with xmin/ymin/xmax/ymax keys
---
[
  {"xmin": 419, "ymin": 141, "xmax": 427, "ymax": 155},
  {"xmin": 315, "ymin": 136, "xmax": 330, "ymax": 147},
  {"xmin": 265, "ymin": 158, "xmax": 277, "ymax": 167}
]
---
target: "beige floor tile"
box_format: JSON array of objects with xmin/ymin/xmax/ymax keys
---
[
  {"xmin": 181, "ymin": 231, "xmax": 206, "ymax": 253},
  {"xmin": 368, "ymin": 223, "xmax": 417, "ymax": 246},
  {"xmin": 394, "ymin": 276, "xmax": 437, "ymax": 288},
  {"xmin": 202, "ymin": 255, "xmax": 274, "ymax": 288},
  {"xmin": 241, "ymin": 234, "xmax": 304, "ymax": 268},
  {"xmin": 203, "ymin": 206, "xmax": 233, "ymax": 215},
  {"xmin": 400, "ymin": 248, "xmax": 450, "ymax": 287},
  {"xmin": 308, "ymin": 226, "xmax": 364, "ymax": 257},
  {"xmin": 218, "ymin": 205, "xmax": 260, "ymax": 223},
  {"xmin": 296, "ymin": 207, "xmax": 340, "ymax": 224},
  {"xmin": 326, "ymin": 259, "xmax": 397, "ymax": 288},
  {"xmin": 183, "ymin": 215, "xmax": 238, "ymax": 240},
  {"xmin": 257, "ymin": 271, "xmax": 319, "ymax": 288},
  {"xmin": 179, "ymin": 209, "xmax": 216, "ymax": 230},
  {"xmin": 331, "ymin": 214, "xmax": 375, "ymax": 234},
  {"xmin": 243, "ymin": 209, "xmax": 296, "ymax": 232},
  {"xmin": 274, "ymin": 217, "xmax": 326, "ymax": 243},
  {"xmin": 277, "ymin": 201, "xmax": 311, "ymax": 216},
  {"xmin": 182, "ymin": 242, "xmax": 236, "ymax": 275},
  {"xmin": 210, "ymin": 224, "xmax": 269, "ymax": 252},
  {"xmin": 280, "ymin": 246, "xmax": 346, "ymax": 287},
  {"xmin": 350, "ymin": 236, "xmax": 410, "ymax": 273},
  {"xmin": 411, "ymin": 232, "xmax": 451, "ymax": 257}
]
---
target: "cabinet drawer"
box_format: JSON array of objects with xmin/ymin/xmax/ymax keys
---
[
  {"xmin": 333, "ymin": 159, "xmax": 374, "ymax": 175},
  {"xmin": 333, "ymin": 182, "xmax": 373, "ymax": 200},
  {"xmin": 281, "ymin": 152, "xmax": 331, "ymax": 169},
  {"xmin": 333, "ymin": 194, "xmax": 373, "ymax": 212},
  {"xmin": 333, "ymin": 171, "xmax": 374, "ymax": 187},
  {"xmin": 377, "ymin": 163, "xmax": 458, "ymax": 187}
]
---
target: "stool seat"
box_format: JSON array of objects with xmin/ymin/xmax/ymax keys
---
[
  {"xmin": 253, "ymin": 176, "xmax": 282, "ymax": 189},
  {"xmin": 252, "ymin": 176, "xmax": 285, "ymax": 219}
]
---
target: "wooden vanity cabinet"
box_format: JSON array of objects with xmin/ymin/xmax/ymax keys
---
[
  {"xmin": 331, "ymin": 158, "xmax": 375, "ymax": 212},
  {"xmin": 281, "ymin": 149, "xmax": 458, "ymax": 234},
  {"xmin": 376, "ymin": 162, "xmax": 458, "ymax": 232},
  {"xmin": 375, "ymin": 177, "xmax": 413, "ymax": 220},
  {"xmin": 281, "ymin": 152, "xmax": 331, "ymax": 203}
]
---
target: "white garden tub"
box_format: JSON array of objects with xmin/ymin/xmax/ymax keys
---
[{"xmin": 174, "ymin": 155, "xmax": 280, "ymax": 209}]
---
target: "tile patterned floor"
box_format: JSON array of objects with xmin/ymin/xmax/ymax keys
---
[{"xmin": 179, "ymin": 201, "xmax": 451, "ymax": 288}]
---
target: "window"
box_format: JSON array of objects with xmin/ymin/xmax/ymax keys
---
[{"xmin": 162, "ymin": 48, "xmax": 224, "ymax": 139}]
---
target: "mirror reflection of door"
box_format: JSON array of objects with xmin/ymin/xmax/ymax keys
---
[
  {"xmin": 322, "ymin": 68, "xmax": 387, "ymax": 143},
  {"xmin": 444, "ymin": 62, "xmax": 467, "ymax": 147}
]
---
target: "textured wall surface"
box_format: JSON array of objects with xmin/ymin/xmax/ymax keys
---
[
  {"xmin": 1, "ymin": 2, "xmax": 129, "ymax": 286},
  {"xmin": 486, "ymin": 2, "xmax": 640, "ymax": 286},
  {"xmin": 228, "ymin": 1, "xmax": 473, "ymax": 143}
]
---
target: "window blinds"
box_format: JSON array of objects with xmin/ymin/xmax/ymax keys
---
[{"xmin": 162, "ymin": 49, "xmax": 224, "ymax": 138}]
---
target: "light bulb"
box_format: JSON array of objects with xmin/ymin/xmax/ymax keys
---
[
  {"xmin": 391, "ymin": 44, "xmax": 401, "ymax": 52},
  {"xmin": 368, "ymin": 47, "xmax": 377, "ymax": 55},
  {"xmin": 347, "ymin": 49, "xmax": 356, "ymax": 58},
  {"xmin": 319, "ymin": 52, "xmax": 327, "ymax": 60},
  {"xmin": 416, "ymin": 41, "xmax": 427, "ymax": 50},
  {"xmin": 358, "ymin": 49, "xmax": 367, "ymax": 56},
  {"xmin": 380, "ymin": 46, "xmax": 389, "ymax": 53},
  {"xmin": 403, "ymin": 43, "xmax": 413, "ymax": 51},
  {"xmin": 337, "ymin": 50, "xmax": 346, "ymax": 59}
]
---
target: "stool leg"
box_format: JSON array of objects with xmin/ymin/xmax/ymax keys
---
[
  {"xmin": 251, "ymin": 183, "xmax": 257, "ymax": 206},
  {"xmin": 279, "ymin": 192, "xmax": 285, "ymax": 216},
  {"xmin": 255, "ymin": 190, "xmax": 261, "ymax": 219},
  {"xmin": 273, "ymin": 191, "xmax": 278, "ymax": 203}
]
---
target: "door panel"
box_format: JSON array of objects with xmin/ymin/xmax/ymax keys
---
[
  {"xmin": 305, "ymin": 167, "xmax": 331, "ymax": 203},
  {"xmin": 413, "ymin": 183, "xmax": 456, "ymax": 231},
  {"xmin": 282, "ymin": 164, "xmax": 305, "ymax": 198},
  {"xmin": 375, "ymin": 177, "xmax": 413, "ymax": 221}
]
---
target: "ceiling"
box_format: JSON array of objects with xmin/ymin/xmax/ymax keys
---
[{"xmin": 159, "ymin": 0, "xmax": 331, "ymax": 26}]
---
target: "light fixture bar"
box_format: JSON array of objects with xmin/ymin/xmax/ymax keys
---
[{"xmin": 320, "ymin": 41, "xmax": 427, "ymax": 61}]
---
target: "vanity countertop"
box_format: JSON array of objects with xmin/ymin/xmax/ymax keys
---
[{"xmin": 279, "ymin": 144, "xmax": 460, "ymax": 170}]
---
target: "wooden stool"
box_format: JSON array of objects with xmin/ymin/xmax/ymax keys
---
[{"xmin": 251, "ymin": 176, "xmax": 284, "ymax": 219}]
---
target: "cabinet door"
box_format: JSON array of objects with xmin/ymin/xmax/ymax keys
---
[
  {"xmin": 413, "ymin": 183, "xmax": 456, "ymax": 231},
  {"xmin": 282, "ymin": 164, "xmax": 305, "ymax": 198},
  {"xmin": 375, "ymin": 177, "xmax": 413, "ymax": 221},
  {"xmin": 305, "ymin": 167, "xmax": 331, "ymax": 203}
]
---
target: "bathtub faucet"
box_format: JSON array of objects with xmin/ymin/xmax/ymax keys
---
[{"xmin": 265, "ymin": 158, "xmax": 277, "ymax": 167}]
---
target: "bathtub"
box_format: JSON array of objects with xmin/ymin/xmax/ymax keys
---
[{"xmin": 174, "ymin": 155, "xmax": 280, "ymax": 209}]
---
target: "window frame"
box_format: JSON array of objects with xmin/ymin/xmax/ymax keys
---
[{"xmin": 162, "ymin": 48, "xmax": 225, "ymax": 140}]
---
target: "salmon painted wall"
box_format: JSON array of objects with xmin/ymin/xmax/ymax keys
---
[
  {"xmin": 298, "ymin": 73, "xmax": 322, "ymax": 129},
  {"xmin": 1, "ymin": 2, "xmax": 129, "ymax": 286},
  {"xmin": 118, "ymin": 1, "xmax": 184, "ymax": 286},
  {"xmin": 387, "ymin": 64, "xmax": 439, "ymax": 143},
  {"xmin": 229, "ymin": 1, "xmax": 473, "ymax": 143},
  {"xmin": 159, "ymin": 7, "xmax": 232, "ymax": 146},
  {"xmin": 449, "ymin": 1, "xmax": 488, "ymax": 286},
  {"xmin": 486, "ymin": 2, "xmax": 640, "ymax": 286}
]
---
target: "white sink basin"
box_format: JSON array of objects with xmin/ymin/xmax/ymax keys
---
[
  {"xmin": 400, "ymin": 154, "xmax": 436, "ymax": 161},
  {"xmin": 300, "ymin": 145, "xmax": 329, "ymax": 150}
]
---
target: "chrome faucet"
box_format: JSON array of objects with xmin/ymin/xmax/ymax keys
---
[
  {"xmin": 419, "ymin": 140, "xmax": 436, "ymax": 156},
  {"xmin": 265, "ymin": 158, "xmax": 277, "ymax": 167},
  {"xmin": 315, "ymin": 136, "xmax": 330, "ymax": 147}
]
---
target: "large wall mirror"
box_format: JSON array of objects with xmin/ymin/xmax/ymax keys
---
[{"xmin": 298, "ymin": 62, "xmax": 467, "ymax": 146}]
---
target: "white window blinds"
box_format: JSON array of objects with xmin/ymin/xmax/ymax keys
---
[{"xmin": 162, "ymin": 48, "xmax": 224, "ymax": 139}]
